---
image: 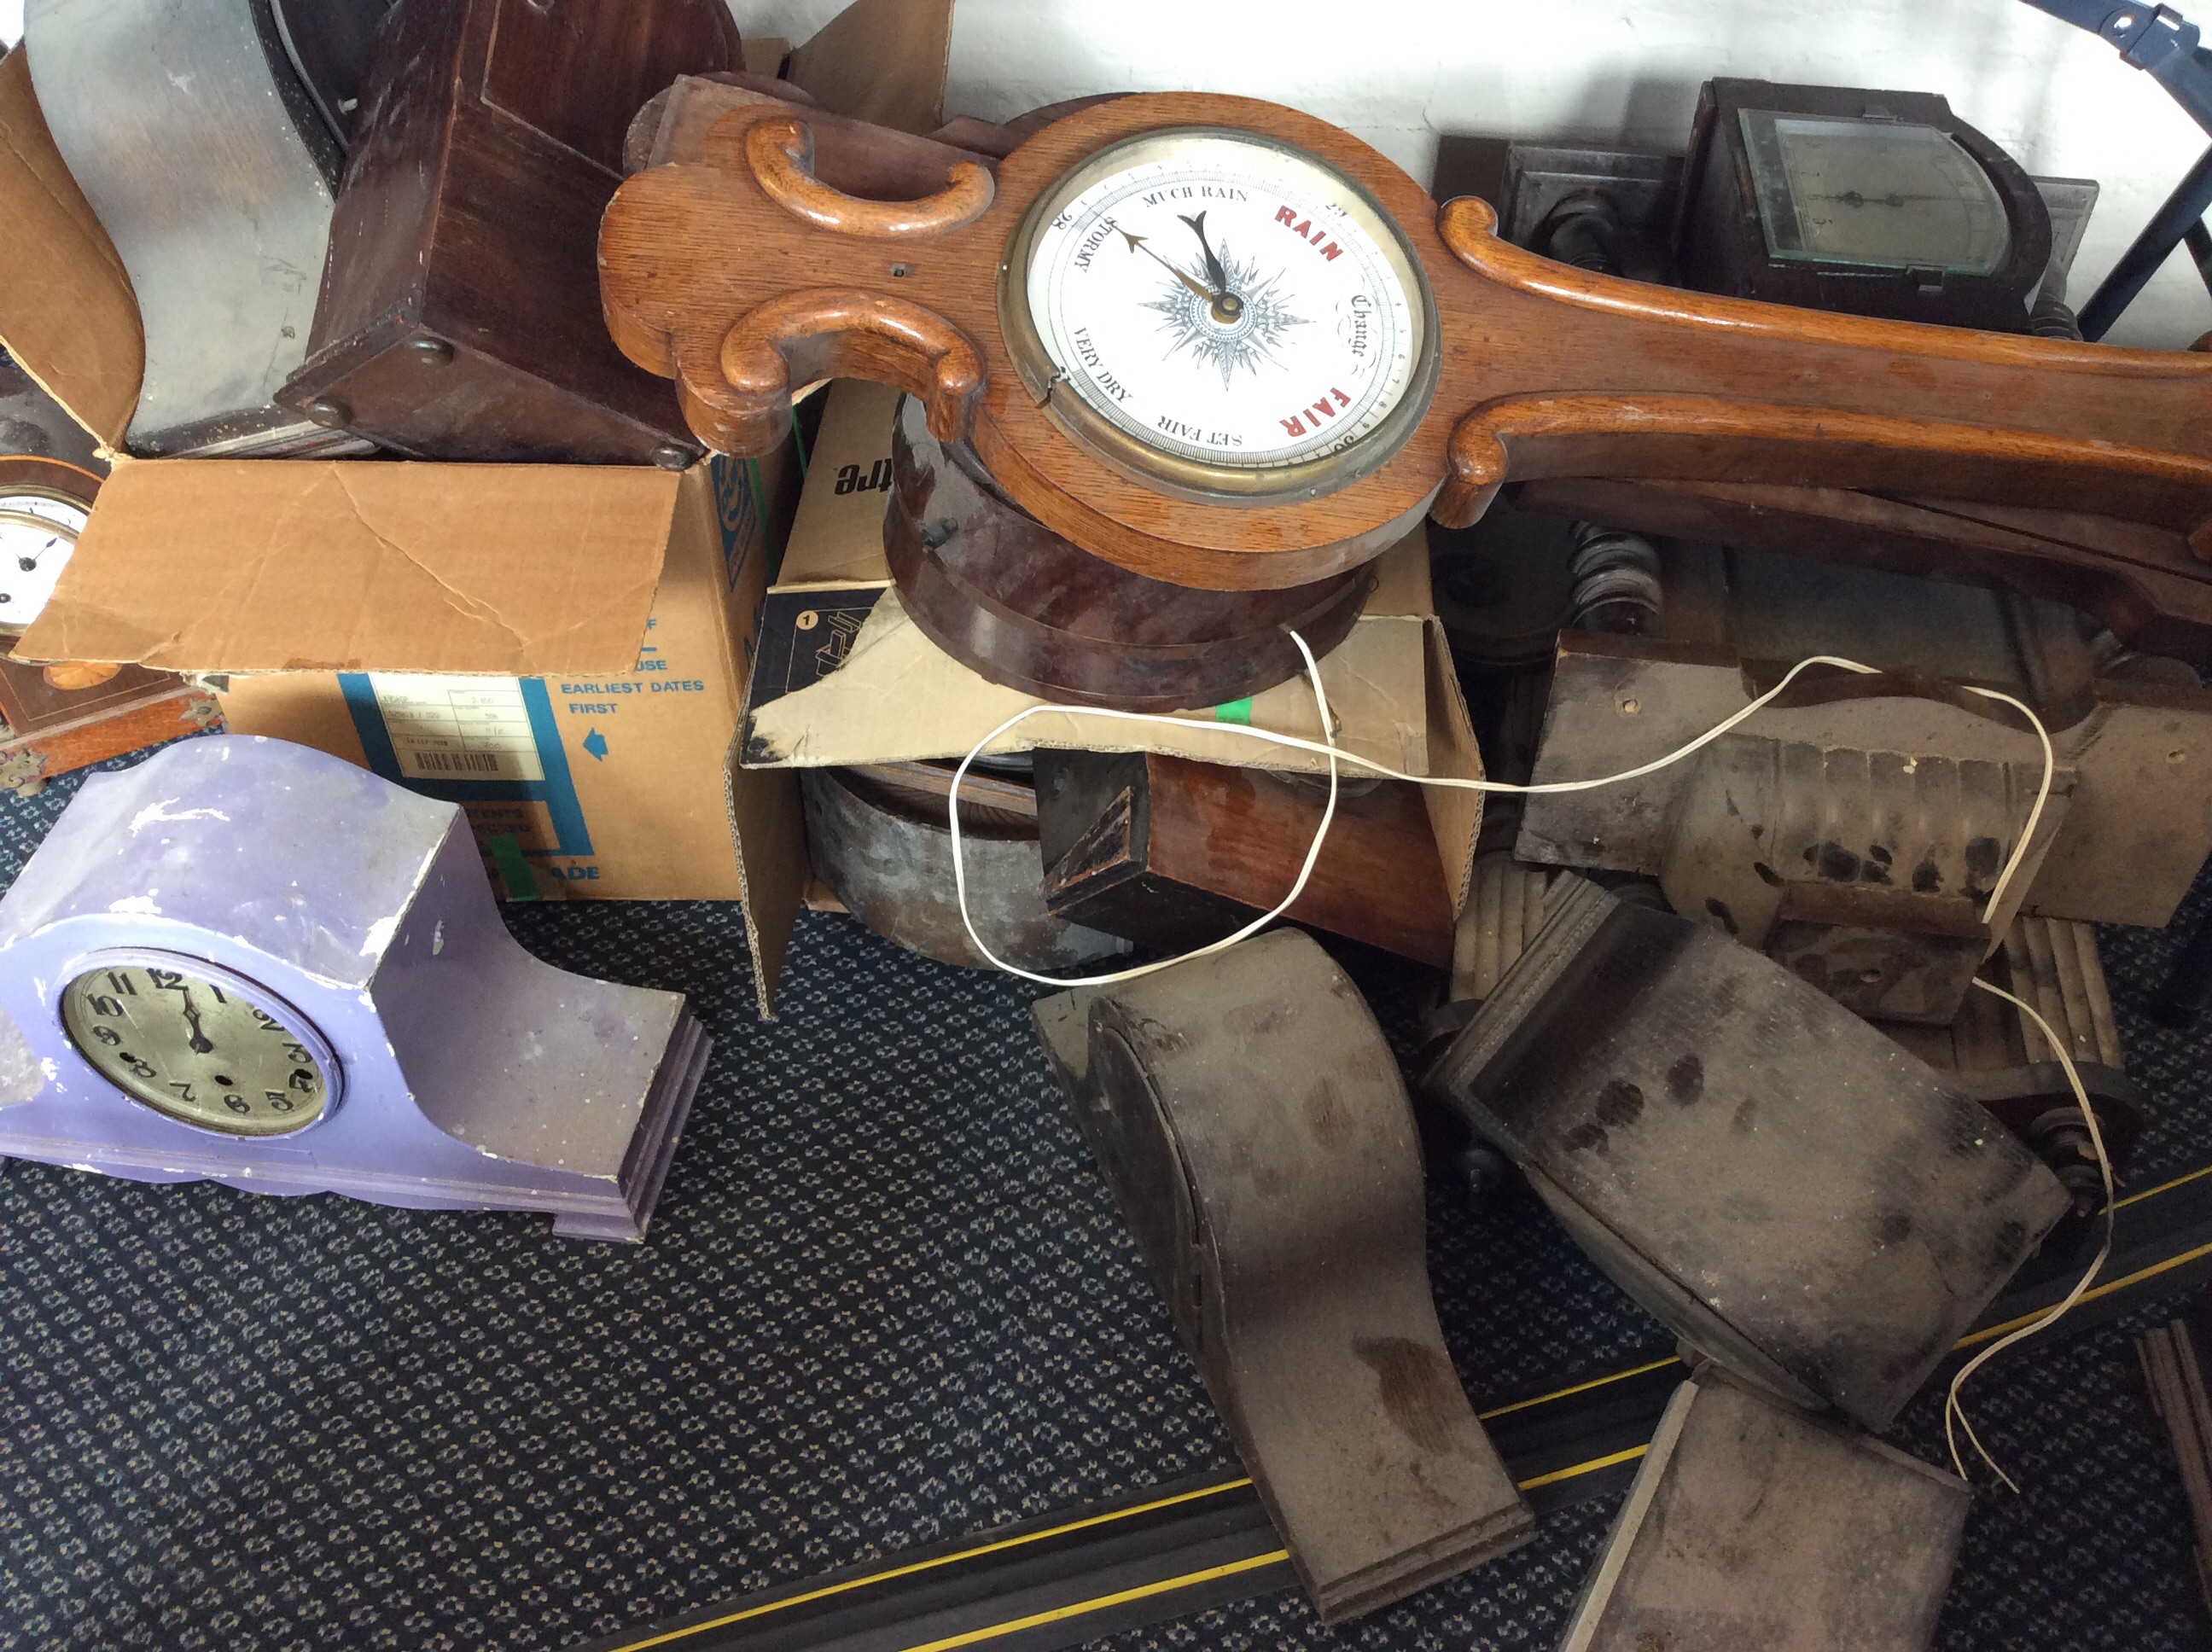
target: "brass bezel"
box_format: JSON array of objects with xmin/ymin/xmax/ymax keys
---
[{"xmin": 997, "ymin": 125, "xmax": 1441, "ymax": 508}]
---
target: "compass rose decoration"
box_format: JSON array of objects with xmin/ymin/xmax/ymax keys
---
[{"xmin": 1123, "ymin": 211, "xmax": 1306, "ymax": 387}]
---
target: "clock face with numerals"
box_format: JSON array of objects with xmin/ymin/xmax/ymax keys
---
[
  {"xmin": 1001, "ymin": 126, "xmax": 1438, "ymax": 503},
  {"xmin": 59, "ymin": 955, "xmax": 335, "ymax": 1137},
  {"xmin": 0, "ymin": 483, "xmax": 88, "ymax": 637}
]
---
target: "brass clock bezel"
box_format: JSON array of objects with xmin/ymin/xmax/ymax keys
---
[
  {"xmin": 0, "ymin": 474, "xmax": 93, "ymax": 641},
  {"xmin": 58, "ymin": 947, "xmax": 346, "ymax": 1138},
  {"xmin": 997, "ymin": 125, "xmax": 1442, "ymax": 509}
]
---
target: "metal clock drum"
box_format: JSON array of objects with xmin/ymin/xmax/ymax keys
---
[
  {"xmin": 0, "ymin": 736, "xmax": 709, "ymax": 1242},
  {"xmin": 998, "ymin": 126, "xmax": 1441, "ymax": 504}
]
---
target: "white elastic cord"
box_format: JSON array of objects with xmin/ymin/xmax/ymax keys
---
[
  {"xmin": 1945, "ymin": 978, "xmax": 2115, "ymax": 1492},
  {"xmin": 948, "ymin": 631, "xmax": 1342, "ymax": 988},
  {"xmin": 946, "ymin": 628, "xmax": 2092, "ymax": 1490},
  {"xmin": 949, "ymin": 640, "xmax": 2054, "ymax": 989}
]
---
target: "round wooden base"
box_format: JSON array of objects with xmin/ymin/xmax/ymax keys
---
[
  {"xmin": 802, "ymin": 765, "xmax": 1128, "ymax": 973},
  {"xmin": 884, "ymin": 396, "xmax": 1371, "ymax": 713}
]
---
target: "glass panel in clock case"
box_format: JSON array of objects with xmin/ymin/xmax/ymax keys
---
[{"xmin": 1738, "ymin": 108, "xmax": 2012, "ymax": 276}]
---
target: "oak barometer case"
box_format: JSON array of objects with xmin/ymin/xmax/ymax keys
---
[
  {"xmin": 0, "ymin": 737, "xmax": 707, "ymax": 1242},
  {"xmin": 601, "ymin": 91, "xmax": 2212, "ymax": 595}
]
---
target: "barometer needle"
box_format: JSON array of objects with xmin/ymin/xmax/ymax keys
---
[
  {"xmin": 1121, "ymin": 231, "xmax": 1243, "ymax": 323},
  {"xmin": 1179, "ymin": 212, "xmax": 1231, "ymax": 296}
]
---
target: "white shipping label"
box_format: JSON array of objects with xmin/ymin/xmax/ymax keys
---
[{"xmin": 366, "ymin": 675, "xmax": 547, "ymax": 782}]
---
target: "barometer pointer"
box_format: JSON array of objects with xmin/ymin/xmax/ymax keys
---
[
  {"xmin": 1121, "ymin": 229, "xmax": 1243, "ymax": 325},
  {"xmin": 1178, "ymin": 211, "xmax": 1244, "ymax": 321}
]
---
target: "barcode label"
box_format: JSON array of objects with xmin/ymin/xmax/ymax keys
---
[
  {"xmin": 408, "ymin": 749, "xmax": 507, "ymax": 775},
  {"xmin": 366, "ymin": 675, "xmax": 547, "ymax": 783}
]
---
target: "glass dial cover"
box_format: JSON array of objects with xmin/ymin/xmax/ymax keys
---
[
  {"xmin": 0, "ymin": 486, "xmax": 86, "ymax": 633},
  {"xmin": 1739, "ymin": 108, "xmax": 2012, "ymax": 276},
  {"xmin": 61, "ymin": 957, "xmax": 335, "ymax": 1137},
  {"xmin": 1004, "ymin": 126, "xmax": 1438, "ymax": 501}
]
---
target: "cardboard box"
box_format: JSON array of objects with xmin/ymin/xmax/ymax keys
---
[
  {"xmin": 12, "ymin": 447, "xmax": 803, "ymax": 1004},
  {"xmin": 747, "ymin": 381, "xmax": 1489, "ymax": 913},
  {"xmin": 0, "ymin": 46, "xmax": 809, "ymax": 1016}
]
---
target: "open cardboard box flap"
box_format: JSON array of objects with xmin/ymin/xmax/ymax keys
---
[
  {"xmin": 12, "ymin": 457, "xmax": 680, "ymax": 676},
  {"xmin": 0, "ymin": 48, "xmax": 141, "ymax": 451}
]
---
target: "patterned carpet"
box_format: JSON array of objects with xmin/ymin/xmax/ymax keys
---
[{"xmin": 0, "ymin": 742, "xmax": 2207, "ymax": 1651}]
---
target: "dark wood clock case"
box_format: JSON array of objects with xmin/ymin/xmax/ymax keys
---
[
  {"xmin": 1033, "ymin": 748, "xmax": 1455, "ymax": 968},
  {"xmin": 1675, "ymin": 78, "xmax": 2052, "ymax": 333},
  {"xmin": 276, "ymin": 0, "xmax": 742, "ymax": 463}
]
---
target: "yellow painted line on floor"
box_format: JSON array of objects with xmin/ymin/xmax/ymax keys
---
[
  {"xmin": 1479, "ymin": 1356, "xmax": 1683, "ymax": 1422},
  {"xmin": 2116, "ymin": 1161, "xmax": 2212, "ymax": 1210},
  {"xmin": 611, "ymin": 1159, "xmax": 2212, "ymax": 1649},
  {"xmin": 1954, "ymin": 1239, "xmax": 2212, "ymax": 1350},
  {"xmin": 898, "ymin": 1550, "xmax": 1293, "ymax": 1652},
  {"xmin": 1516, "ymin": 1444, "xmax": 1650, "ymax": 1491},
  {"xmin": 606, "ymin": 1477, "xmax": 1258, "ymax": 1649}
]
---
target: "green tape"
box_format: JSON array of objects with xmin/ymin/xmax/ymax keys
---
[
  {"xmin": 1213, "ymin": 698, "xmax": 1254, "ymax": 725},
  {"xmin": 789, "ymin": 406, "xmax": 810, "ymax": 477},
  {"xmin": 748, "ymin": 455, "xmax": 788, "ymax": 583},
  {"xmin": 488, "ymin": 833, "xmax": 539, "ymax": 903}
]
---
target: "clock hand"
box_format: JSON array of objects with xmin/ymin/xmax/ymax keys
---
[
  {"xmin": 162, "ymin": 981, "xmax": 218, "ymax": 1062},
  {"xmin": 178, "ymin": 992, "xmax": 215, "ymax": 1055},
  {"xmin": 1121, "ymin": 231, "xmax": 1243, "ymax": 325}
]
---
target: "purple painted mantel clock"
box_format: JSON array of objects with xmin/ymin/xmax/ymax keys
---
[{"xmin": 0, "ymin": 736, "xmax": 708, "ymax": 1241}]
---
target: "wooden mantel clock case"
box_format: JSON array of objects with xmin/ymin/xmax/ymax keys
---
[{"xmin": 600, "ymin": 93, "xmax": 2212, "ymax": 596}]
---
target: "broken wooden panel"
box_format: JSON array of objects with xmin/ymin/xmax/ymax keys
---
[
  {"xmin": 1034, "ymin": 930, "xmax": 1534, "ymax": 1621},
  {"xmin": 1560, "ymin": 1373, "xmax": 1969, "ymax": 1652},
  {"xmin": 1427, "ymin": 876, "xmax": 2069, "ymax": 1432}
]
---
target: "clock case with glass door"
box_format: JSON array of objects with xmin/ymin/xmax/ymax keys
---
[{"xmin": 1675, "ymin": 79, "xmax": 2052, "ymax": 332}]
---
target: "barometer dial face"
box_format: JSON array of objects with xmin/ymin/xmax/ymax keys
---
[
  {"xmin": 1003, "ymin": 126, "xmax": 1438, "ymax": 502},
  {"xmin": 0, "ymin": 486, "xmax": 86, "ymax": 636},
  {"xmin": 61, "ymin": 957, "xmax": 335, "ymax": 1137}
]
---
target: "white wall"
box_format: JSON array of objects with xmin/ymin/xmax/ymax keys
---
[
  {"xmin": 3, "ymin": 0, "xmax": 2203, "ymax": 345},
  {"xmin": 740, "ymin": 0, "xmax": 2212, "ymax": 348}
]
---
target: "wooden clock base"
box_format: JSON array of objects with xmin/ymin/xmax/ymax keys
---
[
  {"xmin": 885, "ymin": 395, "xmax": 1369, "ymax": 712},
  {"xmin": 0, "ymin": 657, "xmax": 218, "ymax": 794}
]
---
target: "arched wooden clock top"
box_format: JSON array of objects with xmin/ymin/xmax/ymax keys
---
[{"xmin": 600, "ymin": 91, "xmax": 2212, "ymax": 592}]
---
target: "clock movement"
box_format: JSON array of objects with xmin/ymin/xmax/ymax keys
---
[
  {"xmin": 600, "ymin": 91, "xmax": 2212, "ymax": 602},
  {"xmin": 0, "ymin": 736, "xmax": 708, "ymax": 1242}
]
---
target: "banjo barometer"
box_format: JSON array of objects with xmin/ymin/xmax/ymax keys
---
[{"xmin": 601, "ymin": 90, "xmax": 2212, "ymax": 592}]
